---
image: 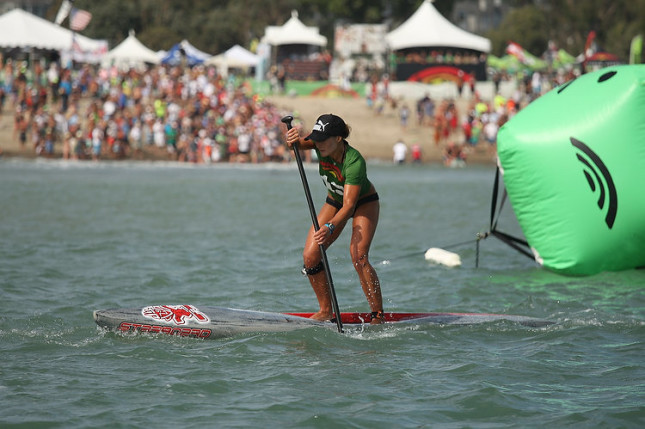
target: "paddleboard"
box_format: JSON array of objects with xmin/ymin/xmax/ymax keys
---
[{"xmin": 93, "ymin": 304, "xmax": 553, "ymax": 340}]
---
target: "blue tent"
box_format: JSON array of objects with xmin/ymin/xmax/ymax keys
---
[{"xmin": 161, "ymin": 39, "xmax": 211, "ymax": 66}]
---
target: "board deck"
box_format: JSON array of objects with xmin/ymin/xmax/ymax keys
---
[
  {"xmin": 284, "ymin": 311, "xmax": 550, "ymax": 325},
  {"xmin": 93, "ymin": 304, "xmax": 553, "ymax": 340}
]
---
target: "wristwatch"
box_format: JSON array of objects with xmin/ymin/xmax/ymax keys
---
[{"xmin": 324, "ymin": 223, "xmax": 335, "ymax": 235}]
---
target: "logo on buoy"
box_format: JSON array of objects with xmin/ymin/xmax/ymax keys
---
[{"xmin": 571, "ymin": 137, "xmax": 617, "ymax": 229}]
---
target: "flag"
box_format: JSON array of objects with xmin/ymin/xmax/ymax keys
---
[
  {"xmin": 506, "ymin": 41, "xmax": 535, "ymax": 66},
  {"xmin": 70, "ymin": 7, "xmax": 92, "ymax": 31},
  {"xmin": 630, "ymin": 35, "xmax": 643, "ymax": 65},
  {"xmin": 54, "ymin": 0, "xmax": 72, "ymax": 25},
  {"xmin": 505, "ymin": 41, "xmax": 548, "ymax": 71},
  {"xmin": 584, "ymin": 31, "xmax": 597, "ymax": 59}
]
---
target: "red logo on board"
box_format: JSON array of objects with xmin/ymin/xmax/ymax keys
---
[{"xmin": 141, "ymin": 305, "xmax": 210, "ymax": 325}]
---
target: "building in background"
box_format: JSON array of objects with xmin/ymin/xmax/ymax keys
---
[
  {"xmin": 0, "ymin": 0, "xmax": 52, "ymax": 16},
  {"xmin": 452, "ymin": 0, "xmax": 510, "ymax": 35}
]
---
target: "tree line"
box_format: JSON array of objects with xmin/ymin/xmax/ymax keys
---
[{"xmin": 50, "ymin": 0, "xmax": 644, "ymax": 62}]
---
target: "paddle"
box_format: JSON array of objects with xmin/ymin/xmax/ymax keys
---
[{"xmin": 281, "ymin": 115, "xmax": 343, "ymax": 333}]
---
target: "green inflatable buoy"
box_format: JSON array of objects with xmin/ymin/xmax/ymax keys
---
[{"xmin": 497, "ymin": 65, "xmax": 645, "ymax": 275}]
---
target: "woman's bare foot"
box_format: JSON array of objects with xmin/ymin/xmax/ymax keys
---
[{"xmin": 309, "ymin": 311, "xmax": 333, "ymax": 321}]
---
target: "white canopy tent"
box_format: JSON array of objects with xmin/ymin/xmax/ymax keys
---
[
  {"xmin": 0, "ymin": 8, "xmax": 105, "ymax": 54},
  {"xmin": 206, "ymin": 44, "xmax": 259, "ymax": 77},
  {"xmin": 386, "ymin": 0, "xmax": 491, "ymax": 53},
  {"xmin": 206, "ymin": 44, "xmax": 259, "ymax": 68},
  {"xmin": 102, "ymin": 30, "xmax": 160, "ymax": 69},
  {"xmin": 261, "ymin": 11, "xmax": 327, "ymax": 47}
]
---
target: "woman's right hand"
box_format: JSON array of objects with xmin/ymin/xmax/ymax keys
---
[{"xmin": 285, "ymin": 127, "xmax": 300, "ymax": 148}]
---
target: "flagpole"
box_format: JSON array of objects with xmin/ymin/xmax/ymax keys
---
[{"xmin": 68, "ymin": 0, "xmax": 77, "ymax": 68}]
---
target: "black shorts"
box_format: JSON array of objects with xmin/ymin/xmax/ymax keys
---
[{"xmin": 325, "ymin": 193, "xmax": 379, "ymax": 217}]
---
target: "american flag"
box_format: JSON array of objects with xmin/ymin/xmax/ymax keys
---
[{"xmin": 70, "ymin": 7, "xmax": 92, "ymax": 31}]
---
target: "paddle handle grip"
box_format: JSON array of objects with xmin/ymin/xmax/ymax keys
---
[{"xmin": 281, "ymin": 115, "xmax": 294, "ymax": 130}]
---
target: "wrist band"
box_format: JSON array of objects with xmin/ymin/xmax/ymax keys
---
[{"xmin": 324, "ymin": 223, "xmax": 335, "ymax": 235}]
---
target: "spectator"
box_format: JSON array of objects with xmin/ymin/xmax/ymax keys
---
[
  {"xmin": 411, "ymin": 143, "xmax": 422, "ymax": 163},
  {"xmin": 399, "ymin": 102, "xmax": 410, "ymax": 131},
  {"xmin": 393, "ymin": 139, "xmax": 407, "ymax": 164}
]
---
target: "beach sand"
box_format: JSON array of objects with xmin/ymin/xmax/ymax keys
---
[
  {"xmin": 267, "ymin": 94, "xmax": 495, "ymax": 164},
  {"xmin": 0, "ymin": 93, "xmax": 495, "ymax": 164}
]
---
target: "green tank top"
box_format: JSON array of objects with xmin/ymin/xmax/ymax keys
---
[{"xmin": 315, "ymin": 142, "xmax": 372, "ymax": 204}]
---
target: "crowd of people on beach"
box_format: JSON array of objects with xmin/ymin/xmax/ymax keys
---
[
  {"xmin": 1, "ymin": 53, "xmax": 575, "ymax": 165},
  {"xmin": 394, "ymin": 49, "xmax": 485, "ymax": 66},
  {"xmin": 386, "ymin": 66, "xmax": 574, "ymax": 166},
  {"xmin": 454, "ymin": 67, "xmax": 576, "ymax": 164},
  {"xmin": 1, "ymin": 59, "xmax": 290, "ymax": 163}
]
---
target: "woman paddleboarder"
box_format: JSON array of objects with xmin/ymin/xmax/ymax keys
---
[{"xmin": 285, "ymin": 114, "xmax": 384, "ymax": 324}]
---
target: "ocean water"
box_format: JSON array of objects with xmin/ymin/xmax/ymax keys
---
[{"xmin": 1, "ymin": 159, "xmax": 643, "ymax": 428}]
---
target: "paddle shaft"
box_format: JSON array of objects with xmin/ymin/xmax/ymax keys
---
[{"xmin": 281, "ymin": 116, "xmax": 343, "ymax": 333}]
